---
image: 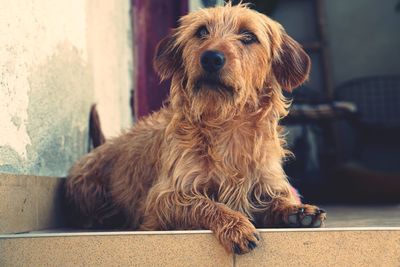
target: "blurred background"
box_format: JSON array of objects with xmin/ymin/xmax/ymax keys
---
[{"xmin": 1, "ymin": 0, "xmax": 399, "ymax": 205}]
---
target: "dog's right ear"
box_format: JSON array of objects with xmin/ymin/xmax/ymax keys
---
[
  {"xmin": 272, "ymin": 32, "xmax": 311, "ymax": 92},
  {"xmin": 153, "ymin": 32, "xmax": 182, "ymax": 81}
]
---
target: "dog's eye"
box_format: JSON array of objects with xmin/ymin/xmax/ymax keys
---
[
  {"xmin": 240, "ymin": 30, "xmax": 259, "ymax": 45},
  {"xmin": 196, "ymin": 26, "xmax": 209, "ymax": 39}
]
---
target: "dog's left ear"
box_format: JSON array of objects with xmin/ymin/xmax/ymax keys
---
[
  {"xmin": 272, "ymin": 33, "xmax": 311, "ymax": 91},
  {"xmin": 153, "ymin": 31, "xmax": 182, "ymax": 81}
]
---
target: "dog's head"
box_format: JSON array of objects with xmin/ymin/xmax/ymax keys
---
[{"xmin": 154, "ymin": 3, "xmax": 310, "ymax": 118}]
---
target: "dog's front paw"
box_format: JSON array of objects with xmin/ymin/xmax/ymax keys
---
[
  {"xmin": 215, "ymin": 212, "xmax": 260, "ymax": 255},
  {"xmin": 279, "ymin": 204, "xmax": 326, "ymax": 228}
]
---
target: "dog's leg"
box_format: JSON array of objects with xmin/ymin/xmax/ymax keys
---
[
  {"xmin": 140, "ymin": 196, "xmax": 260, "ymax": 254},
  {"xmin": 64, "ymin": 171, "xmax": 115, "ymax": 228}
]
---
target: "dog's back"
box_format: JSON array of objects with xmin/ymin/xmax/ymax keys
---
[{"xmin": 64, "ymin": 109, "xmax": 170, "ymax": 229}]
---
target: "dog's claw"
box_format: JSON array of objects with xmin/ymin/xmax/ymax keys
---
[
  {"xmin": 233, "ymin": 244, "xmax": 242, "ymax": 255},
  {"xmin": 232, "ymin": 234, "xmax": 258, "ymax": 254},
  {"xmin": 247, "ymin": 240, "xmax": 257, "ymax": 250},
  {"xmin": 317, "ymin": 208, "xmax": 326, "ymax": 214},
  {"xmin": 253, "ymin": 233, "xmax": 260, "ymax": 241}
]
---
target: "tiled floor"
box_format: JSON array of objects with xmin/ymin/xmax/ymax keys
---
[
  {"xmin": 10, "ymin": 205, "xmax": 400, "ymax": 235},
  {"xmin": 322, "ymin": 205, "xmax": 400, "ymax": 227},
  {"xmin": 2, "ymin": 223, "xmax": 400, "ymax": 267}
]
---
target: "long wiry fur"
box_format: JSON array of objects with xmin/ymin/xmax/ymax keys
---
[{"xmin": 64, "ymin": 4, "xmax": 324, "ymax": 254}]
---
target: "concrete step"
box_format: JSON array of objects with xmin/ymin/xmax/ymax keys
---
[
  {"xmin": 2, "ymin": 173, "xmax": 400, "ymax": 266},
  {"xmin": 1, "ymin": 227, "xmax": 400, "ymax": 267},
  {"xmin": 0, "ymin": 173, "xmax": 64, "ymax": 234},
  {"xmin": 2, "ymin": 173, "xmax": 400, "ymax": 234}
]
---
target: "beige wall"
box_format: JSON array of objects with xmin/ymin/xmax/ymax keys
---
[{"xmin": 0, "ymin": 0, "xmax": 133, "ymax": 176}]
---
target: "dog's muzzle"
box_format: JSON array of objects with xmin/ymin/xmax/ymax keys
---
[
  {"xmin": 201, "ymin": 50, "xmax": 225, "ymax": 73},
  {"xmin": 196, "ymin": 50, "xmax": 233, "ymax": 95}
]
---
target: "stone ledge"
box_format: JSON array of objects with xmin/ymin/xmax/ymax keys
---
[
  {"xmin": 2, "ymin": 173, "xmax": 400, "ymax": 266},
  {"xmin": 2, "ymin": 173, "xmax": 400, "ymax": 232},
  {"xmin": 1, "ymin": 228, "xmax": 400, "ymax": 267},
  {"xmin": 0, "ymin": 173, "xmax": 65, "ymax": 234}
]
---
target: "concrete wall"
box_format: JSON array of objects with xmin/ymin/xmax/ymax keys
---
[
  {"xmin": 189, "ymin": 0, "xmax": 224, "ymax": 11},
  {"xmin": 326, "ymin": 0, "xmax": 400, "ymax": 85},
  {"xmin": 273, "ymin": 0, "xmax": 400, "ymax": 88},
  {"xmin": 0, "ymin": 0, "xmax": 133, "ymax": 177},
  {"xmin": 272, "ymin": 0, "xmax": 324, "ymax": 92}
]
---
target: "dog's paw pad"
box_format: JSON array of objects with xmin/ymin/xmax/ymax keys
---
[
  {"xmin": 300, "ymin": 215, "xmax": 313, "ymax": 226},
  {"xmin": 281, "ymin": 204, "xmax": 326, "ymax": 228},
  {"xmin": 288, "ymin": 214, "xmax": 299, "ymax": 226},
  {"xmin": 313, "ymin": 219, "xmax": 322, "ymax": 227}
]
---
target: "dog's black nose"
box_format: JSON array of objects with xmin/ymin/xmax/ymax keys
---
[{"xmin": 200, "ymin": 50, "xmax": 225, "ymax": 73}]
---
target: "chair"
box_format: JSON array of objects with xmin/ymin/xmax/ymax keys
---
[
  {"xmin": 333, "ymin": 75, "xmax": 400, "ymax": 202},
  {"xmin": 335, "ymin": 76, "xmax": 400, "ymax": 161}
]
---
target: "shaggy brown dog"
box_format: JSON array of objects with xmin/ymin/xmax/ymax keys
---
[{"xmin": 64, "ymin": 3, "xmax": 326, "ymax": 254}]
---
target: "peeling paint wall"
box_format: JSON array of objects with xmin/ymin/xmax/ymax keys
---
[{"xmin": 0, "ymin": 0, "xmax": 133, "ymax": 176}]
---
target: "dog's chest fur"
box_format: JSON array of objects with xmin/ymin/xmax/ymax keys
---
[{"xmin": 167, "ymin": 115, "xmax": 275, "ymax": 214}]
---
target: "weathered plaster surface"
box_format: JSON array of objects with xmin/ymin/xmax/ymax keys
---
[
  {"xmin": 0, "ymin": 0, "xmax": 133, "ymax": 176},
  {"xmin": 87, "ymin": 0, "xmax": 133, "ymax": 138}
]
